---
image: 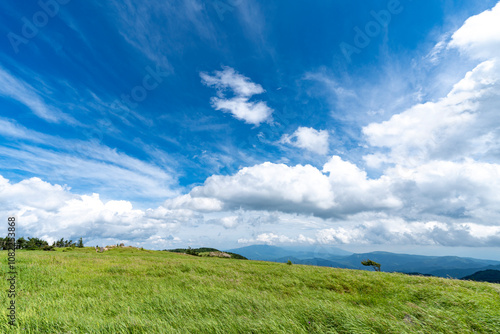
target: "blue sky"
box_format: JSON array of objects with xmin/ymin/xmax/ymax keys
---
[{"xmin": 1, "ymin": 0, "xmax": 500, "ymax": 259}]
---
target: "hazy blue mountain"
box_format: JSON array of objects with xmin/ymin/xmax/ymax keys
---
[
  {"xmin": 341, "ymin": 252, "xmax": 500, "ymax": 277},
  {"xmin": 338, "ymin": 252, "xmax": 500, "ymax": 276},
  {"xmin": 462, "ymin": 270, "xmax": 500, "ymax": 283},
  {"xmin": 225, "ymin": 244, "xmax": 351, "ymax": 261},
  {"xmin": 430, "ymin": 264, "xmax": 500, "ymax": 279},
  {"xmin": 280, "ymin": 245, "xmax": 353, "ymax": 258},
  {"xmin": 225, "ymin": 245, "xmax": 500, "ymax": 279},
  {"xmin": 273, "ymin": 256, "xmax": 356, "ymax": 269},
  {"xmin": 225, "ymin": 245, "xmax": 296, "ymax": 261},
  {"xmin": 404, "ymin": 272, "xmax": 434, "ymax": 277}
]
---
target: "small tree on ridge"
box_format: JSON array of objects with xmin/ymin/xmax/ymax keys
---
[{"xmin": 361, "ymin": 259, "xmax": 381, "ymax": 272}]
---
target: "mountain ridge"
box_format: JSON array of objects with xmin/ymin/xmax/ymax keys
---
[{"xmin": 226, "ymin": 244, "xmax": 500, "ymax": 279}]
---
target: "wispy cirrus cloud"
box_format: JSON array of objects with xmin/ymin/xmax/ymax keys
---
[
  {"xmin": 0, "ymin": 118, "xmax": 178, "ymax": 202},
  {"xmin": 0, "ymin": 66, "xmax": 75, "ymax": 123},
  {"xmin": 106, "ymin": 0, "xmax": 217, "ymax": 68}
]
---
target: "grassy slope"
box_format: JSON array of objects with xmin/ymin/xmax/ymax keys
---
[{"xmin": 1, "ymin": 247, "xmax": 499, "ymax": 333}]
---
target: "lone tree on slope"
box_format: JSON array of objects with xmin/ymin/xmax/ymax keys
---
[{"xmin": 361, "ymin": 259, "xmax": 381, "ymax": 272}]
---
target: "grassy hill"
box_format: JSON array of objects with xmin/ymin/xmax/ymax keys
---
[{"xmin": 1, "ymin": 247, "xmax": 499, "ymax": 333}]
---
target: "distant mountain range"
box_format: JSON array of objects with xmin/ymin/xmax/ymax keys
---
[
  {"xmin": 226, "ymin": 244, "xmax": 352, "ymax": 261},
  {"xmin": 225, "ymin": 245, "xmax": 500, "ymax": 281},
  {"xmin": 462, "ymin": 270, "xmax": 500, "ymax": 283}
]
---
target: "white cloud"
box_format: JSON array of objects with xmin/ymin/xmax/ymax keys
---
[
  {"xmin": 211, "ymin": 97, "xmax": 273, "ymax": 126},
  {"xmin": 200, "ymin": 66, "xmax": 264, "ymax": 97},
  {"xmin": 238, "ymin": 232, "xmax": 314, "ymax": 245},
  {"xmin": 347, "ymin": 4, "xmax": 500, "ymax": 249},
  {"xmin": 220, "ymin": 216, "xmax": 239, "ymax": 229},
  {"xmin": 5, "ymin": 156, "xmax": 500, "ymax": 249},
  {"xmin": 303, "ymin": 71, "xmax": 357, "ymax": 101},
  {"xmin": 322, "ymin": 156, "xmax": 401, "ymax": 214},
  {"xmin": 164, "ymin": 194, "xmax": 223, "ymax": 212},
  {"xmin": 160, "ymin": 153, "xmax": 500, "ymax": 248},
  {"xmin": 386, "ymin": 159, "xmax": 500, "ymax": 223},
  {"xmin": 449, "ymin": 2, "xmax": 500, "ymax": 60},
  {"xmin": 363, "ymin": 59, "xmax": 500, "ymax": 167},
  {"xmin": 203, "ymin": 209, "xmax": 284, "ymax": 230},
  {"xmin": 201, "ymin": 67, "xmax": 273, "ymax": 126},
  {"xmin": 170, "ymin": 156, "xmax": 400, "ymax": 217},
  {"xmin": 316, "ymin": 215, "xmax": 500, "ymax": 247},
  {"xmin": 1, "ymin": 176, "xmax": 141, "ymax": 238},
  {"xmin": 0, "ymin": 175, "xmax": 73, "ymax": 212},
  {"xmin": 256, "ymin": 157, "xmax": 500, "ymax": 229},
  {"xmin": 0, "ymin": 118, "xmax": 49, "ymax": 143},
  {"xmin": 191, "ymin": 161, "xmax": 335, "ymax": 214},
  {"xmin": 0, "ymin": 175, "xmax": 194, "ymax": 248},
  {"xmin": 280, "ymin": 127, "xmax": 329, "ymax": 155}
]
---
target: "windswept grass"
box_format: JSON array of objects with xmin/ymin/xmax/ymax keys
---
[{"xmin": 1, "ymin": 247, "xmax": 499, "ymax": 333}]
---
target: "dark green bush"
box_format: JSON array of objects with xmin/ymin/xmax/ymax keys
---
[{"xmin": 186, "ymin": 247, "xmax": 199, "ymax": 256}]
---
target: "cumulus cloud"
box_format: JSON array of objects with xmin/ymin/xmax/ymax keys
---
[
  {"xmin": 280, "ymin": 127, "xmax": 330, "ymax": 155},
  {"xmin": 238, "ymin": 232, "xmax": 315, "ymax": 245},
  {"xmin": 166, "ymin": 156, "xmax": 400, "ymax": 217},
  {"xmin": 316, "ymin": 215, "xmax": 500, "ymax": 247},
  {"xmin": 204, "ymin": 210, "xmax": 283, "ymax": 230},
  {"xmin": 363, "ymin": 59, "xmax": 500, "ymax": 167},
  {"xmin": 211, "ymin": 97, "xmax": 273, "ymax": 126},
  {"xmin": 219, "ymin": 216, "xmax": 239, "ymax": 229},
  {"xmin": 6, "ymin": 166, "xmax": 499, "ymax": 249},
  {"xmin": 162, "ymin": 155, "xmax": 500, "ymax": 248},
  {"xmin": 364, "ymin": 3, "xmax": 500, "ymax": 169},
  {"xmin": 175, "ymin": 157, "xmax": 497, "ymax": 226},
  {"xmin": 164, "ymin": 194, "xmax": 223, "ymax": 212},
  {"xmin": 200, "ymin": 67, "xmax": 273, "ymax": 126},
  {"xmin": 343, "ymin": 4, "xmax": 500, "ymax": 248},
  {"xmin": 386, "ymin": 160, "xmax": 500, "ymax": 223},
  {"xmin": 0, "ymin": 175, "xmax": 191, "ymax": 247},
  {"xmin": 449, "ymin": 2, "xmax": 500, "ymax": 60}
]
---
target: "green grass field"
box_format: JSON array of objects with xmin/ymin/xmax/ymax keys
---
[{"xmin": 1, "ymin": 247, "xmax": 499, "ymax": 333}]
